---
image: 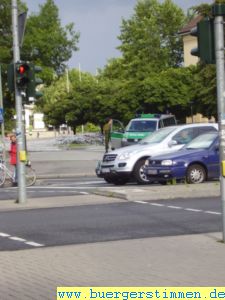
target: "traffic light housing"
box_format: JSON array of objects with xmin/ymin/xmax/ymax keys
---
[
  {"xmin": 7, "ymin": 61, "xmax": 43, "ymax": 101},
  {"xmin": 26, "ymin": 63, "xmax": 43, "ymax": 101},
  {"xmin": 190, "ymin": 17, "xmax": 215, "ymax": 64},
  {"xmin": 15, "ymin": 62, "xmax": 30, "ymax": 88}
]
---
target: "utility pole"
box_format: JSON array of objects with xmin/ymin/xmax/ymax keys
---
[
  {"xmin": 12, "ymin": 0, "xmax": 27, "ymax": 203},
  {"xmin": 213, "ymin": 4, "xmax": 225, "ymax": 242}
]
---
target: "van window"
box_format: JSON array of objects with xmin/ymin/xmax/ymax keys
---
[
  {"xmin": 126, "ymin": 120, "xmax": 157, "ymax": 132},
  {"xmin": 162, "ymin": 117, "xmax": 176, "ymax": 127}
]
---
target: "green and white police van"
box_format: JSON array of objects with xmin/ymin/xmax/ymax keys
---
[{"xmin": 111, "ymin": 114, "xmax": 177, "ymax": 149}]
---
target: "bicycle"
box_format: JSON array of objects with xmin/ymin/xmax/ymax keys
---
[{"xmin": 0, "ymin": 160, "xmax": 36, "ymax": 187}]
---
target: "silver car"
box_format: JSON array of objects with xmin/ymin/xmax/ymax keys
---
[{"xmin": 96, "ymin": 123, "xmax": 218, "ymax": 185}]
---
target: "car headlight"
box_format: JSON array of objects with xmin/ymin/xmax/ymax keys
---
[
  {"xmin": 144, "ymin": 159, "xmax": 150, "ymax": 166},
  {"xmin": 161, "ymin": 160, "xmax": 174, "ymax": 166},
  {"xmin": 122, "ymin": 137, "xmax": 127, "ymax": 142},
  {"xmin": 118, "ymin": 152, "xmax": 131, "ymax": 160}
]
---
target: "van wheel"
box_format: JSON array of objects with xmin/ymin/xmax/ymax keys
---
[{"xmin": 133, "ymin": 159, "xmax": 150, "ymax": 184}]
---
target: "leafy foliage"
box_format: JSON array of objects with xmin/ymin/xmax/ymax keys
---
[
  {"xmin": 117, "ymin": 0, "xmax": 185, "ymax": 79},
  {"xmin": 22, "ymin": 0, "xmax": 79, "ymax": 84}
]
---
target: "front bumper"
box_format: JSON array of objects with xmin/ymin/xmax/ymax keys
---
[
  {"xmin": 144, "ymin": 166, "xmax": 185, "ymax": 181},
  {"xmin": 95, "ymin": 160, "xmax": 132, "ymax": 178}
]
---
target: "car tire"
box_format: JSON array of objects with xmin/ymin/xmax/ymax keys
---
[
  {"xmin": 103, "ymin": 177, "xmax": 114, "ymax": 184},
  {"xmin": 133, "ymin": 159, "xmax": 150, "ymax": 184},
  {"xmin": 186, "ymin": 164, "xmax": 206, "ymax": 184}
]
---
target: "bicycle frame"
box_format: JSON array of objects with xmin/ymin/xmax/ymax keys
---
[{"xmin": 0, "ymin": 162, "xmax": 15, "ymax": 186}]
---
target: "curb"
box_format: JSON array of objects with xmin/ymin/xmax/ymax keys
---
[{"xmin": 93, "ymin": 182, "xmax": 221, "ymax": 201}]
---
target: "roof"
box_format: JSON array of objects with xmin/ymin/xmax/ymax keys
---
[{"xmin": 179, "ymin": 15, "xmax": 203, "ymax": 35}]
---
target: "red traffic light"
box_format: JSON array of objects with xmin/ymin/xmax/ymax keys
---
[
  {"xmin": 15, "ymin": 62, "xmax": 30, "ymax": 87},
  {"xmin": 16, "ymin": 63, "xmax": 29, "ymax": 74},
  {"xmin": 18, "ymin": 65, "xmax": 26, "ymax": 74}
]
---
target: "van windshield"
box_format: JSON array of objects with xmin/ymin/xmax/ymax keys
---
[
  {"xmin": 126, "ymin": 120, "xmax": 157, "ymax": 132},
  {"xmin": 139, "ymin": 126, "xmax": 176, "ymax": 144}
]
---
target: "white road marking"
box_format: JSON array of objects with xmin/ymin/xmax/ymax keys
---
[
  {"xmin": 205, "ymin": 211, "xmax": 221, "ymax": 215},
  {"xmin": 167, "ymin": 206, "xmax": 182, "ymax": 209},
  {"xmin": 25, "ymin": 241, "xmax": 44, "ymax": 247},
  {"xmin": 184, "ymin": 208, "xmax": 203, "ymax": 212},
  {"xmin": 0, "ymin": 232, "xmax": 44, "ymax": 248},
  {"xmin": 135, "ymin": 201, "xmax": 220, "ymax": 216},
  {"xmin": 9, "ymin": 237, "xmax": 26, "ymax": 242},
  {"xmin": 0, "ymin": 232, "xmax": 10, "ymax": 237}
]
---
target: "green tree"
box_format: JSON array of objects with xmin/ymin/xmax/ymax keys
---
[
  {"xmin": 117, "ymin": 0, "xmax": 185, "ymax": 79},
  {"xmin": 0, "ymin": 0, "xmax": 27, "ymax": 131},
  {"xmin": 22, "ymin": 0, "xmax": 79, "ymax": 83},
  {"xmin": 139, "ymin": 67, "xmax": 196, "ymax": 122}
]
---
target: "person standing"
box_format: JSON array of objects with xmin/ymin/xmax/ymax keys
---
[
  {"xmin": 103, "ymin": 118, "xmax": 112, "ymax": 153},
  {"xmin": 9, "ymin": 133, "xmax": 17, "ymax": 186}
]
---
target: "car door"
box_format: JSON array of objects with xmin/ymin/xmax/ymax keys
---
[
  {"xmin": 110, "ymin": 119, "xmax": 125, "ymax": 149},
  {"xmin": 205, "ymin": 141, "xmax": 220, "ymax": 178}
]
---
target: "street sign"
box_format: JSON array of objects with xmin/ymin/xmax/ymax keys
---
[{"xmin": 0, "ymin": 108, "xmax": 3, "ymax": 124}]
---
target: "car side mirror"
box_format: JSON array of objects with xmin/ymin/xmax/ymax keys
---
[{"xmin": 168, "ymin": 140, "xmax": 178, "ymax": 147}]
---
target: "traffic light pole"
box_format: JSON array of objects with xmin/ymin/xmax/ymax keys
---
[
  {"xmin": 12, "ymin": 0, "xmax": 27, "ymax": 204},
  {"xmin": 214, "ymin": 14, "xmax": 225, "ymax": 242}
]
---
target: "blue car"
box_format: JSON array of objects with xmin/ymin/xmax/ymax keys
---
[{"xmin": 144, "ymin": 131, "xmax": 219, "ymax": 184}]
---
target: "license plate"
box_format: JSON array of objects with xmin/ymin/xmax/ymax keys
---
[
  {"xmin": 147, "ymin": 169, "xmax": 157, "ymax": 175},
  {"xmin": 102, "ymin": 168, "xmax": 110, "ymax": 173}
]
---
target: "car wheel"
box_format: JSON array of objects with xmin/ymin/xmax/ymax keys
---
[
  {"xmin": 103, "ymin": 177, "xmax": 114, "ymax": 184},
  {"xmin": 133, "ymin": 159, "xmax": 150, "ymax": 184},
  {"xmin": 186, "ymin": 164, "xmax": 206, "ymax": 184}
]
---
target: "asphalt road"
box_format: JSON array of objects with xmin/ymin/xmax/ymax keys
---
[
  {"xmin": 0, "ymin": 196, "xmax": 221, "ymax": 251},
  {"xmin": 0, "ymin": 176, "xmax": 106, "ymax": 200}
]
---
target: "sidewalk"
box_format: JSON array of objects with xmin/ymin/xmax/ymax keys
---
[{"xmin": 0, "ymin": 194, "xmax": 225, "ymax": 300}]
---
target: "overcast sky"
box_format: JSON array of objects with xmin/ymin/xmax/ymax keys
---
[{"xmin": 25, "ymin": 0, "xmax": 213, "ymax": 74}]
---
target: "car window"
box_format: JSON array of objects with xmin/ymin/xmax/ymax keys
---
[
  {"xmin": 140, "ymin": 126, "xmax": 176, "ymax": 144},
  {"xmin": 172, "ymin": 128, "xmax": 194, "ymax": 145},
  {"xmin": 185, "ymin": 132, "xmax": 218, "ymax": 149},
  {"xmin": 197, "ymin": 126, "xmax": 217, "ymax": 135},
  {"xmin": 112, "ymin": 119, "xmax": 124, "ymax": 132}
]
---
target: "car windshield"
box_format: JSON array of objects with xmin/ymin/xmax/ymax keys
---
[
  {"xmin": 126, "ymin": 120, "xmax": 157, "ymax": 132},
  {"xmin": 185, "ymin": 132, "xmax": 218, "ymax": 150},
  {"xmin": 139, "ymin": 126, "xmax": 176, "ymax": 144}
]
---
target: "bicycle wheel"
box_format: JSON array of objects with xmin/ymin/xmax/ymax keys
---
[
  {"xmin": 0, "ymin": 165, "xmax": 6, "ymax": 187},
  {"xmin": 25, "ymin": 166, "xmax": 36, "ymax": 186}
]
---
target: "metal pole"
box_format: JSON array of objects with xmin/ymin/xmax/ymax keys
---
[
  {"xmin": 12, "ymin": 0, "xmax": 27, "ymax": 203},
  {"xmin": 214, "ymin": 15, "xmax": 225, "ymax": 241},
  {"xmin": 0, "ymin": 66, "xmax": 6, "ymax": 161}
]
